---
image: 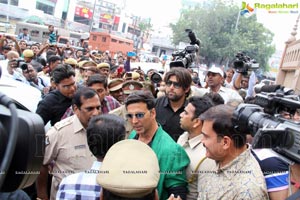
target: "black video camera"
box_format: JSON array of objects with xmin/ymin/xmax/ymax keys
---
[
  {"xmin": 16, "ymin": 58, "xmax": 28, "ymax": 71},
  {"xmin": 150, "ymin": 71, "xmax": 164, "ymax": 84},
  {"xmin": 233, "ymin": 52, "xmax": 259, "ymax": 75},
  {"xmin": 0, "ymin": 93, "xmax": 45, "ymax": 192},
  {"xmin": 253, "ymin": 84, "xmax": 299, "ymax": 116},
  {"xmin": 170, "ymin": 29, "xmax": 200, "ymax": 68},
  {"xmin": 233, "ymin": 103, "xmax": 300, "ymax": 163}
]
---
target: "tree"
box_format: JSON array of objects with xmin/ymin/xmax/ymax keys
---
[
  {"xmin": 170, "ymin": 0, "xmax": 275, "ymax": 72},
  {"xmin": 138, "ymin": 18, "xmax": 153, "ymax": 50}
]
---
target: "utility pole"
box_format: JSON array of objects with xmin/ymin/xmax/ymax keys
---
[
  {"xmin": 235, "ymin": 9, "xmax": 241, "ymax": 32},
  {"xmin": 5, "ymin": 0, "xmax": 11, "ymax": 32},
  {"xmin": 89, "ymin": 0, "xmax": 97, "ymax": 32}
]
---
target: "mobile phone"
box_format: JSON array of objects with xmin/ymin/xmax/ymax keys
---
[{"xmin": 127, "ymin": 51, "xmax": 136, "ymax": 57}]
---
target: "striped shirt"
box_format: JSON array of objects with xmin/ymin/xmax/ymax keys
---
[
  {"xmin": 101, "ymin": 95, "xmax": 120, "ymax": 114},
  {"xmin": 252, "ymin": 149, "xmax": 289, "ymax": 192},
  {"xmin": 56, "ymin": 161, "xmax": 101, "ymax": 200},
  {"xmin": 61, "ymin": 96, "xmax": 120, "ymax": 120}
]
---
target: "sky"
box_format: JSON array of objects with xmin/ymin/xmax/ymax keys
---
[
  {"xmin": 254, "ymin": 0, "xmax": 299, "ymax": 50},
  {"xmin": 124, "ymin": 0, "xmax": 181, "ymax": 27},
  {"xmin": 123, "ymin": 0, "xmax": 299, "ymax": 51}
]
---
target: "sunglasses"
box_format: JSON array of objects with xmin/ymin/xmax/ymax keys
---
[
  {"xmin": 166, "ymin": 80, "xmax": 181, "ymax": 89},
  {"xmin": 126, "ymin": 112, "xmax": 146, "ymax": 119}
]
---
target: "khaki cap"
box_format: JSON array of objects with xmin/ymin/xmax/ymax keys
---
[
  {"xmin": 96, "ymin": 140, "xmax": 160, "ymax": 198},
  {"xmin": 81, "ymin": 60, "xmax": 97, "ymax": 68},
  {"xmin": 108, "ymin": 78, "xmax": 124, "ymax": 92},
  {"xmin": 122, "ymin": 80, "xmax": 143, "ymax": 95},
  {"xmin": 97, "ymin": 62, "xmax": 110, "ymax": 69},
  {"xmin": 123, "ymin": 71, "xmax": 140, "ymax": 80},
  {"xmin": 64, "ymin": 58, "xmax": 78, "ymax": 66},
  {"xmin": 23, "ymin": 49, "xmax": 34, "ymax": 58},
  {"xmin": 132, "ymin": 72, "xmax": 140, "ymax": 80}
]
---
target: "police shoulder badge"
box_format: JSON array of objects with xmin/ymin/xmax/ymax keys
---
[
  {"xmin": 45, "ymin": 136, "xmax": 50, "ymax": 146},
  {"xmin": 129, "ymin": 84, "xmax": 134, "ymax": 90}
]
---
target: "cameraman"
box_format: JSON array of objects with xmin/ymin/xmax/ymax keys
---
[
  {"xmin": 2, "ymin": 50, "xmax": 27, "ymax": 83},
  {"xmin": 21, "ymin": 63, "xmax": 51, "ymax": 96},
  {"xmin": 233, "ymin": 70, "xmax": 257, "ymax": 99}
]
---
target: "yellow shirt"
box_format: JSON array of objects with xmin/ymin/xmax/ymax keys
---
[{"xmin": 197, "ymin": 146, "xmax": 268, "ymax": 200}]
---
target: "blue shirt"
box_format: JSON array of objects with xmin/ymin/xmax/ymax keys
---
[
  {"xmin": 56, "ymin": 161, "xmax": 102, "ymax": 200},
  {"xmin": 252, "ymin": 149, "xmax": 289, "ymax": 192}
]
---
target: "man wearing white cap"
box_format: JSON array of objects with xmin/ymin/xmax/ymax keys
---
[{"xmin": 196, "ymin": 66, "xmax": 243, "ymax": 104}]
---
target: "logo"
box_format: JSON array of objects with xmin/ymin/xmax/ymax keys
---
[
  {"xmin": 241, "ymin": 1, "xmax": 299, "ymax": 15},
  {"xmin": 240, "ymin": 2, "xmax": 255, "ymax": 17}
]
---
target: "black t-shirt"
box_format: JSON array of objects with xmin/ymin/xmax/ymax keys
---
[
  {"xmin": 155, "ymin": 96, "xmax": 187, "ymax": 141},
  {"xmin": 36, "ymin": 90, "xmax": 73, "ymax": 126}
]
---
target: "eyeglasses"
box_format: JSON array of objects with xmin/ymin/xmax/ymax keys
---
[
  {"xmin": 126, "ymin": 112, "xmax": 146, "ymax": 119},
  {"xmin": 166, "ymin": 80, "xmax": 181, "ymax": 89}
]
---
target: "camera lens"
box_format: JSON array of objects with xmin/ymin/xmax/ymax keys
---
[
  {"xmin": 151, "ymin": 72, "xmax": 162, "ymax": 84},
  {"xmin": 17, "ymin": 60, "xmax": 28, "ymax": 70}
]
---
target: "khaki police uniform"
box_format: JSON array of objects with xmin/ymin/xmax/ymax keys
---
[
  {"xmin": 109, "ymin": 105, "xmax": 132, "ymax": 138},
  {"xmin": 43, "ymin": 115, "xmax": 96, "ymax": 199}
]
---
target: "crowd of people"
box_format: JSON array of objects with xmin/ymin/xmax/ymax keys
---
[{"xmin": 1, "ymin": 27, "xmax": 300, "ymax": 200}]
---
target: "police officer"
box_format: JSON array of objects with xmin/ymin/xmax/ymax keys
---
[{"xmin": 36, "ymin": 88, "xmax": 101, "ymax": 200}]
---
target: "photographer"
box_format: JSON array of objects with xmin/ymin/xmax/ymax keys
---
[
  {"xmin": 231, "ymin": 52, "xmax": 259, "ymax": 99},
  {"xmin": 2, "ymin": 51, "xmax": 27, "ymax": 83},
  {"xmin": 233, "ymin": 102, "xmax": 300, "ymax": 199},
  {"xmin": 21, "ymin": 63, "xmax": 51, "ymax": 96},
  {"xmin": 233, "ymin": 70, "xmax": 257, "ymax": 99},
  {"xmin": 0, "ymin": 35, "xmax": 22, "ymax": 56}
]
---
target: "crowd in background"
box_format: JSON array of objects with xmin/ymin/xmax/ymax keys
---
[{"xmin": 0, "ymin": 27, "xmax": 300, "ymax": 200}]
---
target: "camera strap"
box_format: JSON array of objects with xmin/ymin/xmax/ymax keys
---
[{"xmin": 38, "ymin": 77, "xmax": 46, "ymax": 87}]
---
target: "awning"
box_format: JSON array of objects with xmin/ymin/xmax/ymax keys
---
[{"xmin": 24, "ymin": 15, "xmax": 45, "ymax": 25}]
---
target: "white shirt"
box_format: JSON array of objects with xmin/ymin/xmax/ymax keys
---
[{"xmin": 192, "ymin": 86, "xmax": 243, "ymax": 104}]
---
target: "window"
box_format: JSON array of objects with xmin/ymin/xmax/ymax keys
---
[
  {"xmin": 36, "ymin": 2, "xmax": 54, "ymax": 15},
  {"xmin": 93, "ymin": 35, "xmax": 97, "ymax": 41},
  {"xmin": 102, "ymin": 37, "xmax": 106, "ymax": 42},
  {"xmin": 42, "ymin": 31, "xmax": 49, "ymax": 38},
  {"xmin": 119, "ymin": 41, "xmax": 124, "ymax": 44},
  {"xmin": 111, "ymin": 39, "xmax": 117, "ymax": 43},
  {"xmin": 30, "ymin": 30, "xmax": 40, "ymax": 37},
  {"xmin": 58, "ymin": 38, "xmax": 69, "ymax": 44},
  {"xmin": 0, "ymin": 0, "xmax": 18, "ymax": 6}
]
